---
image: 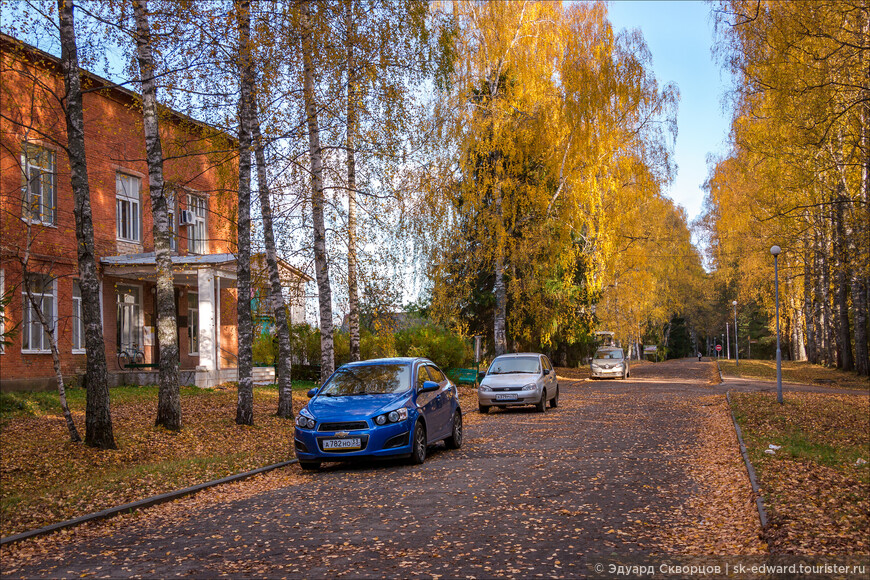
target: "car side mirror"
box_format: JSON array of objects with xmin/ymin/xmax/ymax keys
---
[
  {"xmin": 477, "ymin": 371, "xmax": 486, "ymax": 383},
  {"xmin": 543, "ymin": 368, "xmax": 551, "ymax": 375},
  {"xmin": 419, "ymin": 380, "xmax": 439, "ymax": 393},
  {"xmin": 307, "ymin": 388, "xmax": 317, "ymax": 398}
]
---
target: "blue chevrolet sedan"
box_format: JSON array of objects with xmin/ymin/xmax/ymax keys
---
[{"xmin": 294, "ymin": 357, "xmax": 463, "ymax": 470}]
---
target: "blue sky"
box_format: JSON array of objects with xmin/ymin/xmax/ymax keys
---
[{"xmin": 606, "ymin": 0, "xmax": 731, "ymax": 223}]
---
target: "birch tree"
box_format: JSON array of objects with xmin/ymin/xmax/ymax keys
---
[
  {"xmin": 132, "ymin": 0, "xmax": 181, "ymax": 430},
  {"xmin": 57, "ymin": 0, "xmax": 116, "ymax": 449},
  {"xmin": 235, "ymin": 0, "xmax": 255, "ymax": 424},
  {"xmin": 300, "ymin": 0, "xmax": 335, "ymax": 383}
]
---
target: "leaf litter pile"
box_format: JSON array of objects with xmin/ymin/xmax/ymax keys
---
[{"xmin": 730, "ymin": 391, "xmax": 869, "ymax": 554}]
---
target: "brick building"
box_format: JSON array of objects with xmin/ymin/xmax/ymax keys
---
[{"xmin": 0, "ymin": 34, "xmax": 308, "ymax": 391}]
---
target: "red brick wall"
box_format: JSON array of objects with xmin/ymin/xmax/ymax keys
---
[{"xmin": 0, "ymin": 41, "xmax": 238, "ymax": 388}]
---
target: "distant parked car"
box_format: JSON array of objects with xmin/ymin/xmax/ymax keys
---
[
  {"xmin": 294, "ymin": 358, "xmax": 463, "ymax": 470},
  {"xmin": 477, "ymin": 353, "xmax": 559, "ymax": 414},
  {"xmin": 590, "ymin": 347, "xmax": 629, "ymax": 379}
]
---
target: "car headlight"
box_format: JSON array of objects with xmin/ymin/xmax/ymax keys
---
[
  {"xmin": 522, "ymin": 383, "xmax": 537, "ymax": 390},
  {"xmin": 479, "ymin": 385, "xmax": 492, "ymax": 392},
  {"xmin": 591, "ymin": 363, "xmax": 599, "ymax": 369},
  {"xmin": 374, "ymin": 407, "xmax": 408, "ymax": 425},
  {"xmin": 295, "ymin": 409, "xmax": 316, "ymax": 430}
]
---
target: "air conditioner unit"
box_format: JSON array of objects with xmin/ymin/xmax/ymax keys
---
[{"xmin": 179, "ymin": 209, "xmax": 194, "ymax": 226}]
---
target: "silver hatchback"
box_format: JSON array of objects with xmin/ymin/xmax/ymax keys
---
[
  {"xmin": 590, "ymin": 347, "xmax": 630, "ymax": 379},
  {"xmin": 477, "ymin": 353, "xmax": 559, "ymax": 414}
]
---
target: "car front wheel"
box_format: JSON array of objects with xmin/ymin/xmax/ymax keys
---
[
  {"xmin": 299, "ymin": 461, "xmax": 320, "ymax": 471},
  {"xmin": 410, "ymin": 421, "xmax": 427, "ymax": 464},
  {"xmin": 478, "ymin": 403, "xmax": 489, "ymax": 414},
  {"xmin": 445, "ymin": 410, "xmax": 463, "ymax": 449},
  {"xmin": 536, "ymin": 390, "xmax": 547, "ymax": 413},
  {"xmin": 549, "ymin": 386, "xmax": 559, "ymax": 408}
]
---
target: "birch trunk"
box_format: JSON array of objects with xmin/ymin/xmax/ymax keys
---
[
  {"xmin": 58, "ymin": 0, "xmax": 115, "ymax": 449},
  {"xmin": 853, "ymin": 36, "xmax": 870, "ymax": 376},
  {"xmin": 493, "ymin": 251, "xmax": 507, "ymax": 356},
  {"xmin": 803, "ymin": 248, "xmax": 817, "ymax": 364},
  {"xmin": 853, "ymin": 275, "xmax": 869, "ymax": 375},
  {"xmin": 345, "ymin": 0, "xmax": 361, "ymax": 363},
  {"xmin": 818, "ymin": 223, "xmax": 835, "ymax": 366},
  {"xmin": 301, "ymin": 0, "xmax": 335, "ymax": 383},
  {"xmin": 133, "ymin": 0, "xmax": 181, "ymax": 431},
  {"xmin": 833, "ymin": 188, "xmax": 854, "ymax": 371},
  {"xmin": 252, "ymin": 118, "xmax": 294, "ymax": 418},
  {"xmin": 235, "ymin": 0, "xmax": 254, "ymax": 425},
  {"xmin": 22, "ymin": 273, "xmax": 80, "ymax": 443}
]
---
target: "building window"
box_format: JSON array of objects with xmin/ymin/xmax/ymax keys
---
[
  {"xmin": 22, "ymin": 274, "xmax": 55, "ymax": 353},
  {"xmin": 167, "ymin": 191, "xmax": 178, "ymax": 251},
  {"xmin": 116, "ymin": 285, "xmax": 141, "ymax": 352},
  {"xmin": 22, "ymin": 144, "xmax": 56, "ymax": 226},
  {"xmin": 187, "ymin": 194, "xmax": 207, "ymax": 254},
  {"xmin": 116, "ymin": 173, "xmax": 141, "ymax": 242},
  {"xmin": 188, "ymin": 291, "xmax": 199, "ymax": 355},
  {"xmin": 72, "ymin": 280, "xmax": 85, "ymax": 353}
]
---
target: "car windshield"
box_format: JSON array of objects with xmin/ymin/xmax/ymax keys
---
[
  {"xmin": 321, "ymin": 363, "xmax": 411, "ymax": 396},
  {"xmin": 488, "ymin": 356, "xmax": 541, "ymax": 375},
  {"xmin": 594, "ymin": 349, "xmax": 624, "ymax": 360}
]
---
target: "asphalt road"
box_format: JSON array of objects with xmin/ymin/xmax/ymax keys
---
[{"xmin": 4, "ymin": 359, "xmax": 771, "ymax": 578}]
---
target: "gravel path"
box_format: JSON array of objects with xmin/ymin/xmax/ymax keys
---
[{"xmin": 3, "ymin": 359, "xmax": 767, "ymax": 578}]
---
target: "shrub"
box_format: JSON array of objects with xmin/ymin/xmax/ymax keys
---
[
  {"xmin": 394, "ymin": 324, "xmax": 471, "ymax": 369},
  {"xmin": 252, "ymin": 331, "xmax": 276, "ymax": 366}
]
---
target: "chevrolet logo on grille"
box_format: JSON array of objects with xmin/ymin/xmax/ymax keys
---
[{"xmin": 335, "ymin": 431, "xmax": 350, "ymax": 437}]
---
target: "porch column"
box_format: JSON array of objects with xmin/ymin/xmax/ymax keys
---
[{"xmin": 196, "ymin": 268, "xmax": 217, "ymax": 388}]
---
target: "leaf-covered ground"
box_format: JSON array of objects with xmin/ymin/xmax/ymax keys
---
[
  {"xmin": 0, "ymin": 384, "xmax": 310, "ymax": 537},
  {"xmin": 730, "ymin": 391, "xmax": 870, "ymax": 554},
  {"xmin": 720, "ymin": 359, "xmax": 870, "ymax": 391},
  {"xmin": 2, "ymin": 360, "xmax": 768, "ymax": 578},
  {"xmin": 0, "ymin": 382, "xmax": 481, "ymax": 539}
]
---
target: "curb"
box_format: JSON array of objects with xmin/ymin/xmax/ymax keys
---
[
  {"xmin": 725, "ymin": 391, "xmax": 768, "ymax": 530},
  {"xmin": 716, "ymin": 359, "xmax": 723, "ymax": 382},
  {"xmin": 0, "ymin": 459, "xmax": 298, "ymax": 546}
]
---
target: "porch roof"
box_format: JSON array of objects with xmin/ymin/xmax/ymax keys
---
[
  {"xmin": 101, "ymin": 252, "xmax": 312, "ymax": 287},
  {"xmin": 102, "ymin": 252, "xmax": 237, "ymax": 267}
]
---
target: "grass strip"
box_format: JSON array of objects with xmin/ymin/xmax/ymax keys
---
[{"xmin": 728, "ymin": 391, "xmax": 869, "ymax": 554}]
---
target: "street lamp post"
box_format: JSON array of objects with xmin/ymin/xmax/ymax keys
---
[
  {"xmin": 771, "ymin": 245, "xmax": 783, "ymax": 404},
  {"xmin": 733, "ymin": 300, "xmax": 739, "ymax": 368},
  {"xmin": 726, "ymin": 322, "xmax": 730, "ymax": 359}
]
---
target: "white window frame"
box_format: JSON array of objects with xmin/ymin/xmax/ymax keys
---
[
  {"xmin": 188, "ymin": 291, "xmax": 199, "ymax": 355},
  {"xmin": 22, "ymin": 144, "xmax": 57, "ymax": 226},
  {"xmin": 21, "ymin": 274, "xmax": 56, "ymax": 354},
  {"xmin": 116, "ymin": 284, "xmax": 143, "ymax": 352},
  {"xmin": 167, "ymin": 190, "xmax": 178, "ymax": 251},
  {"xmin": 116, "ymin": 173, "xmax": 141, "ymax": 243},
  {"xmin": 72, "ymin": 279, "xmax": 85, "ymax": 354},
  {"xmin": 187, "ymin": 194, "xmax": 207, "ymax": 254}
]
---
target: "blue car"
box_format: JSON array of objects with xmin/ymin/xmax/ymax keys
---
[{"xmin": 294, "ymin": 357, "xmax": 463, "ymax": 470}]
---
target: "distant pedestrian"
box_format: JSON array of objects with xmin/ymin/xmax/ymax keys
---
[{"xmin": 697, "ymin": 352, "xmax": 702, "ymax": 362}]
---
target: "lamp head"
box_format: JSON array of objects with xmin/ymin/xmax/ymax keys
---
[
  {"xmin": 770, "ymin": 245, "xmax": 781, "ymax": 256},
  {"xmin": 732, "ymin": 300, "xmax": 737, "ymax": 306}
]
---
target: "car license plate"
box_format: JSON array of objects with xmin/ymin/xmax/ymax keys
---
[
  {"xmin": 495, "ymin": 393, "xmax": 518, "ymax": 401},
  {"xmin": 323, "ymin": 438, "xmax": 362, "ymax": 450}
]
